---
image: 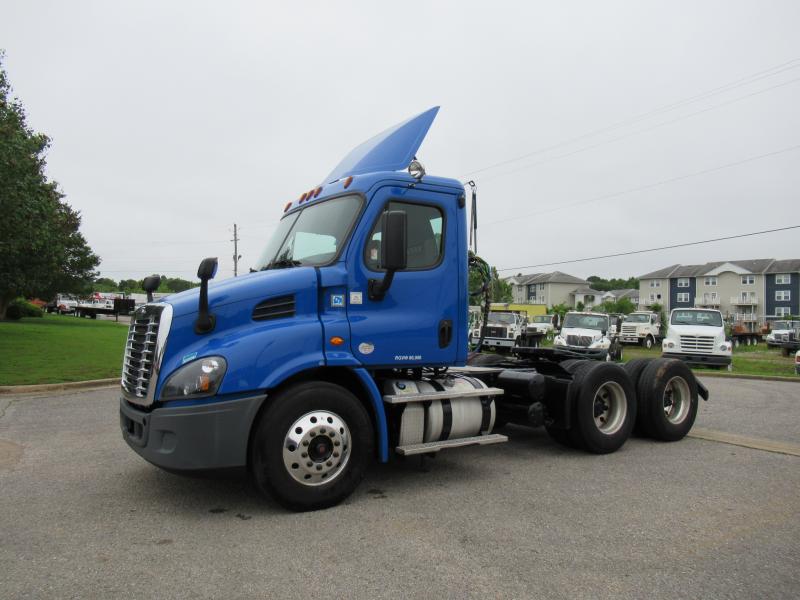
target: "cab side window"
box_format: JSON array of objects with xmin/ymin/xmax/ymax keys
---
[{"xmin": 366, "ymin": 202, "xmax": 443, "ymax": 270}]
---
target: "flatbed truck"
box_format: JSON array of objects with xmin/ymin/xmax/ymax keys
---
[{"xmin": 119, "ymin": 108, "xmax": 708, "ymax": 511}]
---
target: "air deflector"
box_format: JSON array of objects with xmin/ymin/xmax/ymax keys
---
[{"xmin": 324, "ymin": 106, "xmax": 439, "ymax": 183}]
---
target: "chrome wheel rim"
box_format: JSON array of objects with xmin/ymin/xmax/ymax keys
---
[
  {"xmin": 592, "ymin": 381, "xmax": 627, "ymax": 435},
  {"xmin": 663, "ymin": 376, "xmax": 691, "ymax": 424},
  {"xmin": 283, "ymin": 411, "xmax": 350, "ymax": 487}
]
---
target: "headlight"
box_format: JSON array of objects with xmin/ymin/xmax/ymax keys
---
[
  {"xmin": 665, "ymin": 341, "xmax": 675, "ymax": 349},
  {"xmin": 160, "ymin": 356, "xmax": 227, "ymax": 400},
  {"xmin": 720, "ymin": 343, "xmax": 731, "ymax": 352},
  {"xmin": 554, "ymin": 335, "xmax": 565, "ymax": 346}
]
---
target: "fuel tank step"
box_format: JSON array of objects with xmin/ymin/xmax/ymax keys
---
[
  {"xmin": 383, "ymin": 387, "xmax": 504, "ymax": 405},
  {"xmin": 395, "ymin": 433, "xmax": 508, "ymax": 456}
]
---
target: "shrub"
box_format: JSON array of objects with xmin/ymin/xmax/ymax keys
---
[{"xmin": 6, "ymin": 298, "xmax": 44, "ymax": 319}]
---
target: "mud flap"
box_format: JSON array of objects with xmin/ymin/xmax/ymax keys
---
[{"xmin": 697, "ymin": 379, "xmax": 709, "ymax": 401}]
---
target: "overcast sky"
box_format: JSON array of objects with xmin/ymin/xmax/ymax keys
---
[{"xmin": 2, "ymin": 1, "xmax": 799, "ymax": 283}]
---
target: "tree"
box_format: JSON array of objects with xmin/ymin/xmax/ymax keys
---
[
  {"xmin": 586, "ymin": 275, "xmax": 639, "ymax": 292},
  {"xmin": 0, "ymin": 52, "xmax": 99, "ymax": 318},
  {"xmin": 490, "ymin": 267, "xmax": 512, "ymax": 303},
  {"xmin": 576, "ymin": 301, "xmax": 585, "ymax": 312},
  {"xmin": 93, "ymin": 277, "xmax": 118, "ymax": 292}
]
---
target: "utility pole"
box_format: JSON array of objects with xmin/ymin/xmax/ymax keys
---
[{"xmin": 232, "ymin": 223, "xmax": 241, "ymax": 277}]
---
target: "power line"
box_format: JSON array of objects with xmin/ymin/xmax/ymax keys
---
[
  {"xmin": 482, "ymin": 143, "xmax": 800, "ymax": 227},
  {"xmin": 461, "ymin": 57, "xmax": 800, "ymax": 178},
  {"xmin": 497, "ymin": 225, "xmax": 800, "ymax": 273},
  {"xmin": 475, "ymin": 75, "xmax": 800, "ymax": 184}
]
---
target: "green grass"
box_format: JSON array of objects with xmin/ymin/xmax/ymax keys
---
[
  {"xmin": 622, "ymin": 343, "xmax": 797, "ymax": 378},
  {"xmin": 0, "ymin": 314, "xmax": 128, "ymax": 385}
]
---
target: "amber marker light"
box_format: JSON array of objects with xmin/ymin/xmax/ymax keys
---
[
  {"xmin": 330, "ymin": 336, "xmax": 345, "ymax": 346},
  {"xmin": 343, "ymin": 176, "xmax": 353, "ymax": 189},
  {"xmin": 314, "ymin": 186, "xmax": 322, "ymax": 198},
  {"xmin": 284, "ymin": 202, "xmax": 292, "ymax": 212},
  {"xmin": 299, "ymin": 192, "xmax": 307, "ymax": 202}
]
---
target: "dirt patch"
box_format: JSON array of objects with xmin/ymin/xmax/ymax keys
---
[{"xmin": 0, "ymin": 439, "xmax": 23, "ymax": 470}]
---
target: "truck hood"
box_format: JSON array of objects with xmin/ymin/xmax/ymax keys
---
[
  {"xmin": 162, "ymin": 267, "xmax": 319, "ymax": 318},
  {"xmin": 324, "ymin": 107, "xmax": 439, "ymax": 183},
  {"xmin": 560, "ymin": 328, "xmax": 603, "ymax": 340},
  {"xmin": 667, "ymin": 324, "xmax": 724, "ymax": 338}
]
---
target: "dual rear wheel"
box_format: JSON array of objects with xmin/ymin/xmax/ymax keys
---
[{"xmin": 548, "ymin": 358, "xmax": 698, "ymax": 452}]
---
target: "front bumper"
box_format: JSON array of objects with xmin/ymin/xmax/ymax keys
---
[
  {"xmin": 553, "ymin": 345, "xmax": 608, "ymax": 359},
  {"xmin": 120, "ymin": 395, "xmax": 265, "ymax": 471},
  {"xmin": 619, "ymin": 335, "xmax": 643, "ymax": 344},
  {"xmin": 662, "ymin": 352, "xmax": 731, "ymax": 366},
  {"xmin": 482, "ymin": 337, "xmax": 516, "ymax": 348}
]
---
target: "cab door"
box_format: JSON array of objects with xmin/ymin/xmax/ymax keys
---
[{"xmin": 346, "ymin": 184, "xmax": 462, "ymax": 367}]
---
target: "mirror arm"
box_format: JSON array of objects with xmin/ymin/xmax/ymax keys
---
[{"xmin": 368, "ymin": 269, "xmax": 396, "ymax": 301}]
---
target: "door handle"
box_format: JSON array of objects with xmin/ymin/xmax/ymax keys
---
[{"xmin": 438, "ymin": 319, "xmax": 453, "ymax": 348}]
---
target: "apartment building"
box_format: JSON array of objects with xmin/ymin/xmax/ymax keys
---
[
  {"xmin": 506, "ymin": 272, "xmax": 589, "ymax": 308},
  {"xmin": 639, "ymin": 258, "xmax": 800, "ymax": 325}
]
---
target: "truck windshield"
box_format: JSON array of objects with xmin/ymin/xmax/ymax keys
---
[
  {"xmin": 772, "ymin": 321, "xmax": 791, "ymax": 330},
  {"xmin": 488, "ymin": 312, "xmax": 516, "ymax": 325},
  {"xmin": 563, "ymin": 314, "xmax": 608, "ymax": 331},
  {"xmin": 624, "ymin": 314, "xmax": 650, "ymax": 323},
  {"xmin": 670, "ymin": 310, "xmax": 722, "ymax": 327},
  {"xmin": 533, "ymin": 315, "xmax": 551, "ymax": 323},
  {"xmin": 255, "ymin": 195, "xmax": 362, "ymax": 270}
]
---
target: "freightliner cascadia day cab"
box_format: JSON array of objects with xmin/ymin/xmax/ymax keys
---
[{"xmin": 120, "ymin": 108, "xmax": 708, "ymax": 511}]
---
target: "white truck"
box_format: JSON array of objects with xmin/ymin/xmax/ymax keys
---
[
  {"xmin": 525, "ymin": 314, "xmax": 558, "ymax": 336},
  {"xmin": 46, "ymin": 294, "xmax": 78, "ymax": 314},
  {"xmin": 662, "ymin": 308, "xmax": 731, "ymax": 370},
  {"xmin": 474, "ymin": 310, "xmax": 526, "ymax": 352},
  {"xmin": 765, "ymin": 320, "xmax": 800, "ymax": 348},
  {"xmin": 553, "ymin": 311, "xmax": 622, "ymax": 361},
  {"xmin": 620, "ymin": 311, "xmax": 662, "ymax": 348}
]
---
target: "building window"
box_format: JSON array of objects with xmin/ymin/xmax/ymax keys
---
[
  {"xmin": 649, "ymin": 293, "xmax": 655, "ymax": 302},
  {"xmin": 776, "ymin": 290, "xmax": 791, "ymax": 302},
  {"xmin": 776, "ymin": 307, "xmax": 791, "ymax": 317},
  {"xmin": 677, "ymin": 292, "xmax": 690, "ymax": 303},
  {"xmin": 649, "ymin": 281, "xmax": 661, "ymax": 288},
  {"xmin": 538, "ymin": 296, "xmax": 545, "ymax": 304},
  {"xmin": 775, "ymin": 274, "xmax": 791, "ymax": 285},
  {"xmin": 539, "ymin": 283, "xmax": 545, "ymax": 290},
  {"xmin": 741, "ymin": 275, "xmax": 755, "ymax": 285},
  {"xmin": 704, "ymin": 277, "xmax": 717, "ymax": 286},
  {"xmin": 677, "ymin": 278, "xmax": 690, "ymax": 288}
]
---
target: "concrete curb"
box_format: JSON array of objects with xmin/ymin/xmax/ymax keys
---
[
  {"xmin": 694, "ymin": 372, "xmax": 799, "ymax": 384},
  {"xmin": 0, "ymin": 378, "xmax": 118, "ymax": 395}
]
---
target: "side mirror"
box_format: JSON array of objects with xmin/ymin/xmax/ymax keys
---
[
  {"xmin": 381, "ymin": 210, "xmax": 407, "ymax": 272},
  {"xmin": 369, "ymin": 210, "xmax": 407, "ymax": 300},
  {"xmin": 195, "ymin": 257, "xmax": 218, "ymax": 334},
  {"xmin": 142, "ymin": 275, "xmax": 161, "ymax": 303}
]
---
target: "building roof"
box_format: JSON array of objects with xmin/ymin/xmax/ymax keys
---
[
  {"xmin": 640, "ymin": 258, "xmax": 799, "ymax": 279},
  {"xmin": 571, "ymin": 286, "xmax": 604, "ymax": 296},
  {"xmin": 766, "ymin": 259, "xmax": 800, "ymax": 273},
  {"xmin": 605, "ymin": 288, "xmax": 639, "ymax": 300},
  {"xmin": 507, "ymin": 271, "xmax": 588, "ymax": 286}
]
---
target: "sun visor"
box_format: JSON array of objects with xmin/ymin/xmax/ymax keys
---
[{"xmin": 324, "ymin": 106, "xmax": 439, "ymax": 183}]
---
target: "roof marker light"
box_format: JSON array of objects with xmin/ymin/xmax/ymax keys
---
[
  {"xmin": 343, "ymin": 176, "xmax": 353, "ymax": 189},
  {"xmin": 314, "ymin": 186, "xmax": 322, "ymax": 198},
  {"xmin": 300, "ymin": 192, "xmax": 307, "ymax": 202},
  {"xmin": 284, "ymin": 202, "xmax": 292, "ymax": 212}
]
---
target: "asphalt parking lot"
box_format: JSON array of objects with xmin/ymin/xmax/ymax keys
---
[{"xmin": 1, "ymin": 378, "xmax": 798, "ymax": 599}]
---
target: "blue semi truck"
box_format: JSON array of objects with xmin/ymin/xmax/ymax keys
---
[{"xmin": 120, "ymin": 108, "xmax": 708, "ymax": 511}]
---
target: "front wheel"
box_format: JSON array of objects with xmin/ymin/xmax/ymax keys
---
[
  {"xmin": 250, "ymin": 382, "xmax": 373, "ymax": 511},
  {"xmin": 643, "ymin": 336, "xmax": 654, "ymax": 349}
]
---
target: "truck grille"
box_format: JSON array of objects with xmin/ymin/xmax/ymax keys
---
[
  {"xmin": 621, "ymin": 325, "xmax": 638, "ymax": 335},
  {"xmin": 121, "ymin": 304, "xmax": 171, "ymax": 404},
  {"xmin": 566, "ymin": 335, "xmax": 593, "ymax": 347},
  {"xmin": 679, "ymin": 335, "xmax": 715, "ymax": 353},
  {"xmin": 482, "ymin": 326, "xmax": 507, "ymax": 338}
]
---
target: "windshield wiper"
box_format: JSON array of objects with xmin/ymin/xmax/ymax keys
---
[{"xmin": 262, "ymin": 257, "xmax": 302, "ymax": 271}]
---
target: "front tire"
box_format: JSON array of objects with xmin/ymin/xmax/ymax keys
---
[
  {"xmin": 250, "ymin": 382, "xmax": 373, "ymax": 511},
  {"xmin": 643, "ymin": 336, "xmax": 654, "ymax": 349}
]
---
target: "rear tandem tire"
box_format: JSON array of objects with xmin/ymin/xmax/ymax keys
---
[
  {"xmin": 567, "ymin": 362, "xmax": 636, "ymax": 454},
  {"xmin": 636, "ymin": 359, "xmax": 698, "ymax": 442}
]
